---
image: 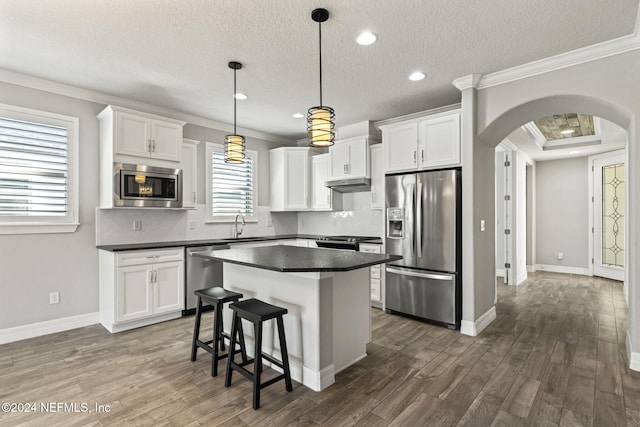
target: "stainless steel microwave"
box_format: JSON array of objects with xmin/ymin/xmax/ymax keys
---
[{"xmin": 113, "ymin": 163, "xmax": 182, "ymax": 208}]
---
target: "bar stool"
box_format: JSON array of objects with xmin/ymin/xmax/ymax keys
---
[
  {"xmin": 225, "ymin": 298, "xmax": 293, "ymax": 410},
  {"xmin": 191, "ymin": 287, "xmax": 247, "ymax": 377}
]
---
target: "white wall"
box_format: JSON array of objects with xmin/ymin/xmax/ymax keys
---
[{"xmin": 535, "ymin": 157, "xmax": 589, "ymax": 269}]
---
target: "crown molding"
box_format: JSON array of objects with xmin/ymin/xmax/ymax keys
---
[
  {"xmin": 374, "ymin": 103, "xmax": 461, "ymax": 129},
  {"xmin": 478, "ymin": 33, "xmax": 640, "ymax": 89},
  {"xmin": 452, "ymin": 74, "xmax": 482, "ymax": 91},
  {"xmin": 0, "ymin": 68, "xmax": 295, "ymax": 145}
]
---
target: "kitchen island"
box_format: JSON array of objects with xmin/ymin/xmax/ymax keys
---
[{"xmin": 193, "ymin": 245, "xmax": 401, "ymax": 391}]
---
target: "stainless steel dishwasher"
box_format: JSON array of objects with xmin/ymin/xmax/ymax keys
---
[{"xmin": 184, "ymin": 244, "xmax": 230, "ymax": 315}]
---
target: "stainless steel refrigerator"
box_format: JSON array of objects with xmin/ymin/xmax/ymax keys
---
[{"xmin": 385, "ymin": 168, "xmax": 461, "ymax": 329}]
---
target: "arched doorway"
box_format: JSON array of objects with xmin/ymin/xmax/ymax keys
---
[{"xmin": 473, "ymin": 93, "xmax": 635, "ymax": 368}]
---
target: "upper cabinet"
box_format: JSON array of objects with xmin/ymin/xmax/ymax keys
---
[
  {"xmin": 328, "ymin": 136, "xmax": 371, "ymax": 180},
  {"xmin": 98, "ymin": 105, "xmax": 186, "ymax": 165},
  {"xmin": 370, "ymin": 144, "xmax": 384, "ymax": 210},
  {"xmin": 311, "ymin": 153, "xmax": 342, "ymax": 211},
  {"xmin": 379, "ymin": 109, "xmax": 461, "ymax": 173},
  {"xmin": 181, "ymin": 138, "xmax": 199, "ymax": 209},
  {"xmin": 270, "ymin": 147, "xmax": 312, "ymax": 211}
]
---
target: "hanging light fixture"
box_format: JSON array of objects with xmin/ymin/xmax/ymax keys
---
[
  {"xmin": 307, "ymin": 8, "xmax": 335, "ymax": 147},
  {"xmin": 224, "ymin": 61, "xmax": 245, "ymax": 163}
]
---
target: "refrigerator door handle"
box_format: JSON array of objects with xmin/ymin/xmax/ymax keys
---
[
  {"xmin": 416, "ymin": 180, "xmax": 422, "ymax": 258},
  {"xmin": 386, "ymin": 267, "xmax": 453, "ymax": 281}
]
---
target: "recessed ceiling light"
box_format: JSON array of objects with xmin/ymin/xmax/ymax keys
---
[
  {"xmin": 409, "ymin": 72, "xmax": 426, "ymax": 81},
  {"xmin": 356, "ymin": 32, "xmax": 377, "ymax": 46},
  {"xmin": 292, "ymin": 113, "xmax": 304, "ymax": 119},
  {"xmin": 561, "ymin": 129, "xmax": 574, "ymax": 135},
  {"xmin": 233, "ymin": 93, "xmax": 247, "ymax": 100}
]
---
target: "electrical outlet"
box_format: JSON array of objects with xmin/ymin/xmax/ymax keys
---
[
  {"xmin": 188, "ymin": 220, "xmax": 196, "ymax": 230},
  {"xmin": 558, "ymin": 252, "xmax": 564, "ymax": 260},
  {"xmin": 133, "ymin": 220, "xmax": 142, "ymax": 231},
  {"xmin": 49, "ymin": 291, "xmax": 59, "ymax": 304}
]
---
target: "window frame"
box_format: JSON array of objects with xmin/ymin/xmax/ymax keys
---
[
  {"xmin": 205, "ymin": 141, "xmax": 258, "ymax": 223},
  {"xmin": 0, "ymin": 103, "xmax": 79, "ymax": 235}
]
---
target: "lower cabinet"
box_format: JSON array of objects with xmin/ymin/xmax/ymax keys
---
[
  {"xmin": 359, "ymin": 243, "xmax": 383, "ymax": 305},
  {"xmin": 99, "ymin": 247, "xmax": 184, "ymax": 333}
]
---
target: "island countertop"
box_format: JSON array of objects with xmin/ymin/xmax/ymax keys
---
[{"xmin": 193, "ymin": 245, "xmax": 402, "ymax": 272}]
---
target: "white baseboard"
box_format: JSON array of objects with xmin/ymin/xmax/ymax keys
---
[
  {"xmin": 517, "ymin": 271, "xmax": 528, "ymax": 285},
  {"xmin": 496, "ymin": 268, "xmax": 505, "ymax": 278},
  {"xmin": 627, "ymin": 330, "xmax": 640, "ymax": 372},
  {"xmin": 527, "ymin": 265, "xmax": 535, "ymax": 273},
  {"xmin": 534, "ymin": 264, "xmax": 590, "ymax": 276},
  {"xmin": 460, "ymin": 306, "xmax": 497, "ymax": 337},
  {"xmin": 0, "ymin": 312, "xmax": 99, "ymax": 345}
]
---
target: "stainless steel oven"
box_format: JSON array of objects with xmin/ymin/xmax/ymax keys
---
[{"xmin": 113, "ymin": 163, "xmax": 182, "ymax": 208}]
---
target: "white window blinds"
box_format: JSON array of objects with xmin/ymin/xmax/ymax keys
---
[
  {"xmin": 210, "ymin": 150, "xmax": 255, "ymax": 217},
  {"xmin": 0, "ymin": 116, "xmax": 69, "ymax": 216}
]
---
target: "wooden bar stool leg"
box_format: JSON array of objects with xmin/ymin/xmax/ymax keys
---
[
  {"xmin": 237, "ymin": 319, "xmax": 248, "ymax": 364},
  {"xmin": 252, "ymin": 321, "xmax": 263, "ymax": 410},
  {"xmin": 276, "ymin": 316, "xmax": 293, "ymax": 391},
  {"xmin": 224, "ymin": 312, "xmax": 239, "ymax": 388},
  {"xmin": 190, "ymin": 297, "xmax": 203, "ymax": 362},
  {"xmin": 218, "ymin": 306, "xmax": 226, "ymax": 352},
  {"xmin": 211, "ymin": 302, "xmax": 221, "ymax": 377}
]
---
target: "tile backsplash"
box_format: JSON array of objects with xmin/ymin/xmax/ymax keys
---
[
  {"xmin": 96, "ymin": 206, "xmax": 297, "ymax": 245},
  {"xmin": 297, "ymin": 192, "xmax": 384, "ymax": 237},
  {"xmin": 96, "ymin": 193, "xmax": 383, "ymax": 246}
]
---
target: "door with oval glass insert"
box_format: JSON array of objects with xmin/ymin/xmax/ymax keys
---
[{"xmin": 593, "ymin": 152, "xmax": 625, "ymax": 281}]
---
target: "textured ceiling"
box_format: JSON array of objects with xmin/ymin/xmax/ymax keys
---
[{"xmin": 0, "ymin": 0, "xmax": 638, "ymax": 140}]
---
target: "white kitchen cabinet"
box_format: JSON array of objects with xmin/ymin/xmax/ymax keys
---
[
  {"xmin": 418, "ymin": 113, "xmax": 461, "ymax": 169},
  {"xmin": 311, "ymin": 153, "xmax": 342, "ymax": 211},
  {"xmin": 270, "ymin": 147, "xmax": 311, "ymax": 211},
  {"xmin": 181, "ymin": 138, "xmax": 199, "ymax": 209},
  {"xmin": 380, "ymin": 109, "xmax": 461, "ymax": 173},
  {"xmin": 370, "ymin": 144, "xmax": 384, "ymax": 210},
  {"xmin": 359, "ymin": 243, "xmax": 383, "ymax": 304},
  {"xmin": 329, "ymin": 136, "xmax": 371, "ymax": 180},
  {"xmin": 99, "ymin": 247, "xmax": 184, "ymax": 333},
  {"xmin": 97, "ymin": 105, "xmax": 185, "ymax": 165},
  {"xmin": 381, "ymin": 122, "xmax": 419, "ymax": 173}
]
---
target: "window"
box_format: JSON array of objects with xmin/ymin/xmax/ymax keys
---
[
  {"xmin": 0, "ymin": 103, "xmax": 79, "ymax": 234},
  {"xmin": 205, "ymin": 142, "xmax": 258, "ymax": 222}
]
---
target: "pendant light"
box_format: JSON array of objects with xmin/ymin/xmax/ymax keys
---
[
  {"xmin": 307, "ymin": 8, "xmax": 335, "ymax": 147},
  {"xmin": 224, "ymin": 61, "xmax": 245, "ymax": 163}
]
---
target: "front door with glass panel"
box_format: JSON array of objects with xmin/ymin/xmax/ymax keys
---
[{"xmin": 593, "ymin": 153, "xmax": 625, "ymax": 281}]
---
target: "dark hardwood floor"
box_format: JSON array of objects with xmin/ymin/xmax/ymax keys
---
[{"xmin": 0, "ymin": 272, "xmax": 636, "ymax": 426}]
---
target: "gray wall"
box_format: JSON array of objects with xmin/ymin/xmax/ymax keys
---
[
  {"xmin": 0, "ymin": 82, "xmax": 289, "ymax": 331},
  {"xmin": 475, "ymin": 48, "xmax": 640, "ymax": 360},
  {"xmin": 0, "ymin": 82, "xmax": 102, "ymax": 329},
  {"xmin": 535, "ymin": 157, "xmax": 589, "ymax": 268}
]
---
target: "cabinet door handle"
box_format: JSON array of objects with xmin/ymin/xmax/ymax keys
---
[
  {"xmin": 413, "ymin": 151, "xmax": 417, "ymax": 163},
  {"xmin": 147, "ymin": 139, "xmax": 152, "ymax": 152},
  {"xmin": 151, "ymin": 140, "xmax": 156, "ymax": 152},
  {"xmin": 193, "ymin": 192, "xmax": 196, "ymax": 203},
  {"xmin": 371, "ymin": 192, "xmax": 375, "ymax": 203},
  {"xmin": 421, "ymin": 150, "xmax": 424, "ymax": 163}
]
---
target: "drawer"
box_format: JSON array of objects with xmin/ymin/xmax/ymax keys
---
[
  {"xmin": 116, "ymin": 247, "xmax": 184, "ymax": 267},
  {"xmin": 370, "ymin": 266, "xmax": 381, "ymax": 279},
  {"xmin": 359, "ymin": 243, "xmax": 381, "ymax": 254}
]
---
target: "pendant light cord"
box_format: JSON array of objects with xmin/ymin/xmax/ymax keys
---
[
  {"xmin": 233, "ymin": 68, "xmax": 237, "ymax": 135},
  {"xmin": 318, "ymin": 21, "xmax": 323, "ymax": 107}
]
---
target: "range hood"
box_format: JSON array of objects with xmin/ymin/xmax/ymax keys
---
[{"xmin": 325, "ymin": 177, "xmax": 371, "ymax": 193}]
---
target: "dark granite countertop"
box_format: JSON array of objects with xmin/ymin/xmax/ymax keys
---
[
  {"xmin": 97, "ymin": 234, "xmax": 383, "ymax": 252},
  {"xmin": 192, "ymin": 245, "xmax": 402, "ymax": 272}
]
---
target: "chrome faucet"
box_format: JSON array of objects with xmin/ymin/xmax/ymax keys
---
[{"xmin": 233, "ymin": 214, "xmax": 245, "ymax": 239}]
